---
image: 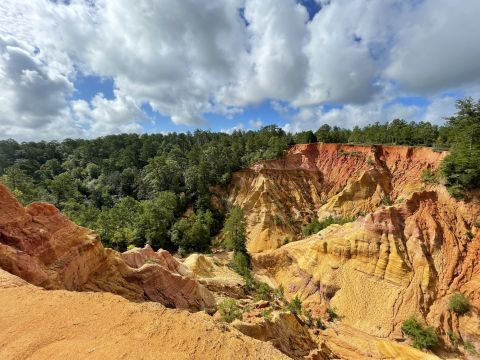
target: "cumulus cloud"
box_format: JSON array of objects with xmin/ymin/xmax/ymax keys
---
[
  {"xmin": 1, "ymin": 0, "xmax": 480, "ymax": 139},
  {"xmin": 71, "ymin": 90, "xmax": 147, "ymax": 137},
  {"xmin": 385, "ymin": 0, "xmax": 480, "ymax": 92},
  {"xmin": 0, "ymin": 35, "xmax": 79, "ymax": 139}
]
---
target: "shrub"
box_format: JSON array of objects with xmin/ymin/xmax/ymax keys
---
[
  {"xmin": 447, "ymin": 331, "xmax": 459, "ymax": 349},
  {"xmin": 401, "ymin": 316, "xmax": 438, "ymax": 350},
  {"xmin": 303, "ymin": 215, "xmax": 357, "ymax": 236},
  {"xmin": 273, "ymin": 284, "xmax": 285, "ymax": 302},
  {"xmin": 326, "ymin": 307, "xmax": 339, "ymax": 322},
  {"xmin": 447, "ymin": 184, "xmax": 465, "ymax": 200},
  {"xmin": 273, "ymin": 214, "xmax": 283, "ymax": 226},
  {"xmin": 231, "ymin": 252, "xmax": 251, "ymax": 277},
  {"xmin": 464, "ymin": 340, "xmax": 478, "ymax": 355},
  {"xmin": 242, "ymin": 271, "xmax": 258, "ymax": 293},
  {"xmin": 381, "ymin": 194, "xmax": 393, "ymax": 205},
  {"xmin": 315, "ymin": 318, "xmax": 326, "ymax": 330},
  {"xmin": 449, "ymin": 292, "xmax": 470, "ymax": 315},
  {"xmin": 255, "ymin": 282, "xmax": 273, "ymax": 301},
  {"xmin": 218, "ymin": 298, "xmax": 242, "ymax": 323},
  {"xmin": 421, "ymin": 168, "xmax": 439, "ymax": 184},
  {"xmin": 261, "ymin": 308, "xmax": 273, "ymax": 321},
  {"xmin": 287, "ymin": 295, "xmax": 302, "ymax": 315}
]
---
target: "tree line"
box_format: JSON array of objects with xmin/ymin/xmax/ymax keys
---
[{"xmin": 1, "ymin": 98, "xmax": 479, "ymax": 252}]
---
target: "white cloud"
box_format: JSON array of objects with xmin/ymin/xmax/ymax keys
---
[
  {"xmin": 248, "ymin": 118, "xmax": 263, "ymax": 129},
  {"xmin": 71, "ymin": 90, "xmax": 147, "ymax": 137},
  {"xmin": 1, "ymin": 0, "xmax": 480, "ymax": 139},
  {"xmin": 385, "ymin": 0, "xmax": 480, "ymax": 93}
]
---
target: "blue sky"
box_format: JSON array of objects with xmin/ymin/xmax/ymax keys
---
[{"xmin": 1, "ymin": 0, "xmax": 480, "ymax": 140}]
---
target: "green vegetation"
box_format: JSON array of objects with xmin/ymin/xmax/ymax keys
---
[
  {"xmin": 273, "ymin": 284, "xmax": 285, "ymax": 302},
  {"xmin": 0, "ymin": 126, "xmax": 290, "ymax": 251},
  {"xmin": 287, "ymin": 295, "xmax": 302, "ymax": 315},
  {"xmin": 440, "ymin": 98, "xmax": 480, "ymax": 198},
  {"xmin": 255, "ymin": 282, "xmax": 273, "ymax": 301},
  {"xmin": 303, "ymin": 215, "xmax": 357, "ymax": 236},
  {"xmin": 421, "ymin": 168, "xmax": 439, "ymax": 184},
  {"xmin": 326, "ymin": 307, "xmax": 339, "ymax": 322},
  {"xmin": 401, "ymin": 316, "xmax": 439, "ymax": 350},
  {"xmin": 447, "ymin": 331, "xmax": 459, "ymax": 350},
  {"xmin": 448, "ymin": 292, "xmax": 470, "ymax": 315},
  {"xmin": 261, "ymin": 308, "xmax": 273, "ymax": 321},
  {"xmin": 464, "ymin": 340, "xmax": 478, "ymax": 355},
  {"xmin": 2, "ymin": 98, "xmax": 480, "ymax": 252},
  {"xmin": 218, "ymin": 298, "xmax": 242, "ymax": 323},
  {"xmin": 315, "ymin": 317, "xmax": 326, "ymax": 330}
]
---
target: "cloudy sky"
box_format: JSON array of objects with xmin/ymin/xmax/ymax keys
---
[{"xmin": 1, "ymin": 0, "xmax": 480, "ymax": 140}]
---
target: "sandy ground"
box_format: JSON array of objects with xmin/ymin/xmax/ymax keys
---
[{"xmin": 0, "ymin": 270, "xmax": 288, "ymax": 360}]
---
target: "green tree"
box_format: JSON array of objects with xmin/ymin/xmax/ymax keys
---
[
  {"xmin": 137, "ymin": 192, "xmax": 178, "ymax": 250},
  {"xmin": 441, "ymin": 98, "xmax": 480, "ymax": 198},
  {"xmin": 170, "ymin": 210, "xmax": 213, "ymax": 253},
  {"xmin": 223, "ymin": 206, "xmax": 248, "ymax": 254},
  {"xmin": 0, "ymin": 165, "xmax": 43, "ymax": 205},
  {"xmin": 96, "ymin": 197, "xmax": 142, "ymax": 250},
  {"xmin": 47, "ymin": 172, "xmax": 81, "ymax": 207}
]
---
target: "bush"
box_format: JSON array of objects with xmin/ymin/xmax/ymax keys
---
[
  {"xmin": 421, "ymin": 168, "xmax": 439, "ymax": 184},
  {"xmin": 447, "ymin": 184, "xmax": 466, "ymax": 200},
  {"xmin": 231, "ymin": 252, "xmax": 251, "ymax": 277},
  {"xmin": 381, "ymin": 194, "xmax": 393, "ymax": 205},
  {"xmin": 287, "ymin": 295, "xmax": 302, "ymax": 315},
  {"xmin": 255, "ymin": 282, "xmax": 273, "ymax": 301},
  {"xmin": 449, "ymin": 292, "xmax": 470, "ymax": 315},
  {"xmin": 315, "ymin": 318, "xmax": 326, "ymax": 330},
  {"xmin": 303, "ymin": 215, "xmax": 357, "ymax": 236},
  {"xmin": 261, "ymin": 308, "xmax": 273, "ymax": 321},
  {"xmin": 401, "ymin": 316, "xmax": 438, "ymax": 350},
  {"xmin": 218, "ymin": 298, "xmax": 242, "ymax": 323},
  {"xmin": 273, "ymin": 284, "xmax": 285, "ymax": 302},
  {"xmin": 464, "ymin": 340, "xmax": 478, "ymax": 355},
  {"xmin": 326, "ymin": 307, "xmax": 339, "ymax": 322},
  {"xmin": 273, "ymin": 214, "xmax": 283, "ymax": 226}
]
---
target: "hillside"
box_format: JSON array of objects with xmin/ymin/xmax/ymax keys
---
[{"xmin": 1, "ymin": 143, "xmax": 479, "ymax": 359}]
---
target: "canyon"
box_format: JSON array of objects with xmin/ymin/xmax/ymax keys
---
[{"xmin": 1, "ymin": 143, "xmax": 479, "ymax": 359}]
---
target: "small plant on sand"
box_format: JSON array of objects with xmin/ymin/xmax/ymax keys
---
[{"xmin": 218, "ymin": 298, "xmax": 242, "ymax": 323}]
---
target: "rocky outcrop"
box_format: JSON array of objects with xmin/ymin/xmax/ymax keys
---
[
  {"xmin": 183, "ymin": 253, "xmax": 246, "ymax": 298},
  {"xmin": 0, "ymin": 269, "xmax": 289, "ymax": 360},
  {"xmin": 224, "ymin": 143, "xmax": 447, "ymax": 253},
  {"xmin": 254, "ymin": 187, "xmax": 480, "ymax": 344},
  {"xmin": 0, "ymin": 183, "xmax": 214, "ymax": 311},
  {"xmin": 232, "ymin": 311, "xmax": 317, "ymax": 359}
]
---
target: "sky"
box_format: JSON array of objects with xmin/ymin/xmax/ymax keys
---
[{"xmin": 1, "ymin": 0, "xmax": 480, "ymax": 141}]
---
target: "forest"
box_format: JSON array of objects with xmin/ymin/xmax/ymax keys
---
[{"xmin": 1, "ymin": 98, "xmax": 479, "ymax": 252}]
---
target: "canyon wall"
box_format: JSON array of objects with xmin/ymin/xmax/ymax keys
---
[
  {"xmin": 0, "ymin": 183, "xmax": 214, "ymax": 311},
  {"xmin": 225, "ymin": 143, "xmax": 447, "ymax": 253}
]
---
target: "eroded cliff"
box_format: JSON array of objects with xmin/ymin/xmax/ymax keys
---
[
  {"xmin": 0, "ymin": 183, "xmax": 214, "ymax": 311},
  {"xmin": 225, "ymin": 143, "xmax": 447, "ymax": 253}
]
